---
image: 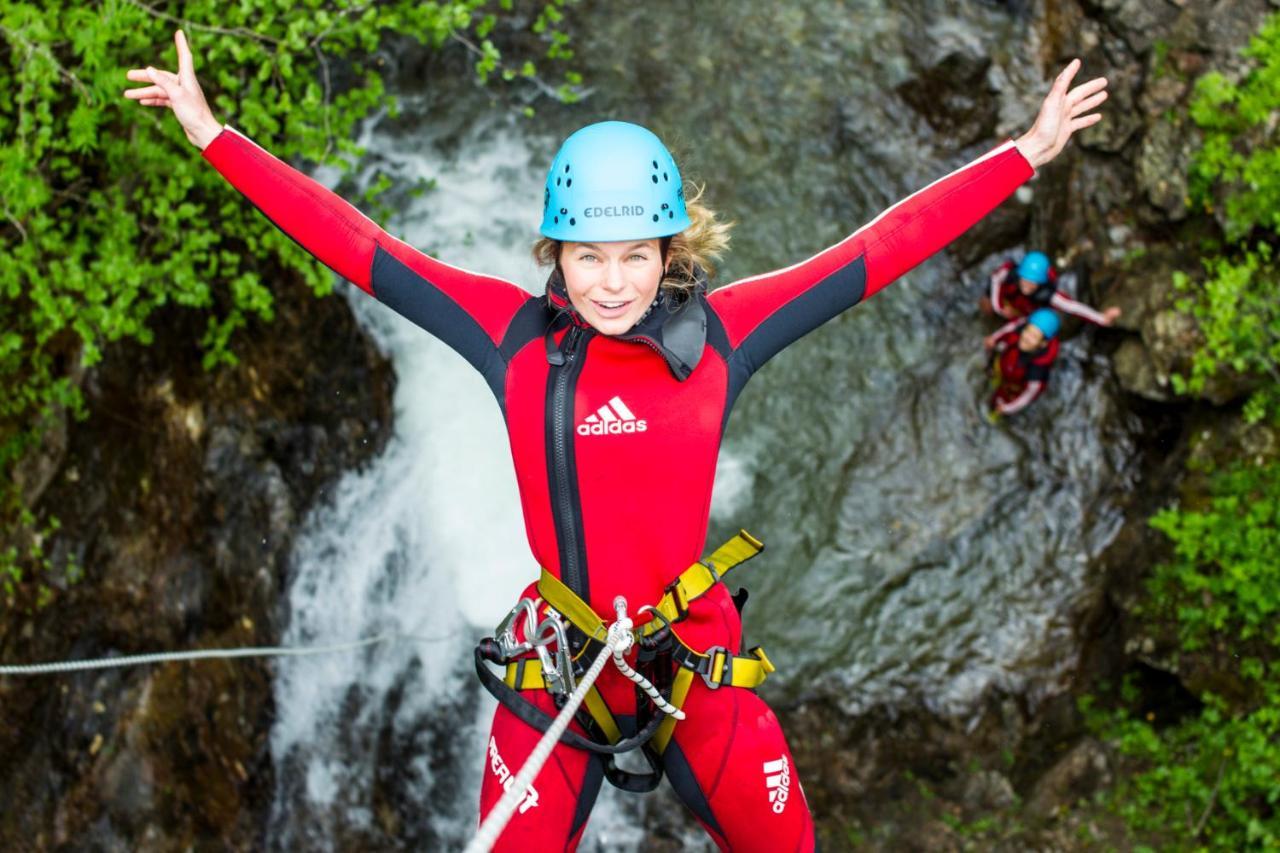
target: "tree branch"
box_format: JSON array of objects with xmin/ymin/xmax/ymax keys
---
[{"xmin": 122, "ymin": 0, "xmax": 281, "ymax": 46}]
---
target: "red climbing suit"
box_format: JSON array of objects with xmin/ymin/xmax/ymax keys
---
[
  {"xmin": 203, "ymin": 127, "xmax": 1033, "ymax": 851},
  {"xmin": 988, "ymin": 259, "xmax": 1111, "ymax": 324},
  {"xmin": 990, "ymin": 319, "xmax": 1060, "ymax": 415}
]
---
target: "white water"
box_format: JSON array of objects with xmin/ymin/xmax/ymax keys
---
[{"xmin": 267, "ymin": 120, "xmax": 541, "ymax": 848}]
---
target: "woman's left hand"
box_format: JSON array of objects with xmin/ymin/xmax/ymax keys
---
[{"xmin": 1014, "ymin": 59, "xmax": 1108, "ymax": 170}]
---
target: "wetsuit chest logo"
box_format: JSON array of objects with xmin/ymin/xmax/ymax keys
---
[{"xmin": 577, "ymin": 396, "xmax": 648, "ymax": 436}]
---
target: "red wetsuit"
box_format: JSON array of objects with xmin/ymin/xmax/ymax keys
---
[
  {"xmin": 989, "ymin": 259, "xmax": 1110, "ymax": 324},
  {"xmin": 989, "ymin": 319, "xmax": 1060, "ymax": 415},
  {"xmin": 203, "ymin": 127, "xmax": 1033, "ymax": 851}
]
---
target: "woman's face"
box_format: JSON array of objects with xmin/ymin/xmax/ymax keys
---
[
  {"xmin": 1018, "ymin": 324, "xmax": 1046, "ymax": 352},
  {"xmin": 560, "ymin": 239, "xmax": 665, "ymax": 335},
  {"xmin": 1018, "ymin": 277, "xmax": 1041, "ymax": 296}
]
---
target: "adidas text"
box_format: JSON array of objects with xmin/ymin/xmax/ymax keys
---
[
  {"xmin": 578, "ymin": 396, "xmax": 647, "ymax": 437},
  {"xmin": 764, "ymin": 756, "xmax": 791, "ymax": 814}
]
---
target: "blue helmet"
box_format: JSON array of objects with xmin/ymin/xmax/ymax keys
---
[
  {"xmin": 1027, "ymin": 308, "xmax": 1061, "ymax": 341},
  {"xmin": 1017, "ymin": 251, "xmax": 1051, "ymax": 285},
  {"xmin": 540, "ymin": 121, "xmax": 691, "ymax": 242}
]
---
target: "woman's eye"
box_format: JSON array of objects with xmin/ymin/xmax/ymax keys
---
[{"xmin": 628, "ymin": 254, "xmax": 648, "ymax": 262}]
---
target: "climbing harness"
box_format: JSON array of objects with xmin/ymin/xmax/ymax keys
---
[{"xmin": 474, "ymin": 529, "xmax": 776, "ymax": 791}]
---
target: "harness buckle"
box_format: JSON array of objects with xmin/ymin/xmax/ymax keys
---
[
  {"xmin": 698, "ymin": 645, "xmax": 730, "ymax": 690},
  {"xmin": 662, "ymin": 577, "xmax": 691, "ymax": 623}
]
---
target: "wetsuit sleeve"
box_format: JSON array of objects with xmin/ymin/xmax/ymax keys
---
[
  {"xmin": 990, "ymin": 264, "xmax": 1016, "ymax": 318},
  {"xmin": 995, "ymin": 380, "xmax": 1044, "ymax": 415},
  {"xmin": 1049, "ymin": 291, "xmax": 1109, "ymax": 325},
  {"xmin": 707, "ymin": 141, "xmax": 1033, "ymax": 375},
  {"xmin": 990, "ymin": 318, "xmax": 1022, "ymax": 344},
  {"xmin": 201, "ymin": 126, "xmax": 535, "ymax": 391}
]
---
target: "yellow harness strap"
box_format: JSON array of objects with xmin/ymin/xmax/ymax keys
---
[
  {"xmin": 535, "ymin": 570, "xmax": 611, "ymax": 649},
  {"xmin": 650, "ymin": 530, "xmax": 764, "ymax": 627},
  {"xmin": 536, "ymin": 529, "xmax": 765, "ymax": 641},
  {"xmin": 653, "ymin": 668, "xmax": 695, "ymax": 753},
  {"xmin": 503, "ymin": 657, "xmax": 622, "ymax": 743}
]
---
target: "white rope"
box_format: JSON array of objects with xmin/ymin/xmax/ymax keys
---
[
  {"xmin": 0, "ymin": 633, "xmax": 452, "ymax": 676},
  {"xmin": 612, "ymin": 649, "xmax": 685, "ymax": 719},
  {"xmin": 465, "ymin": 599, "xmax": 640, "ymax": 853}
]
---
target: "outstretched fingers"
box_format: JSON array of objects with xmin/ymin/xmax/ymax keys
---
[
  {"xmin": 123, "ymin": 84, "xmax": 167, "ymax": 100},
  {"xmin": 1070, "ymin": 89, "xmax": 1108, "ymax": 119},
  {"xmin": 1051, "ymin": 58, "xmax": 1082, "ymax": 96},
  {"xmin": 176, "ymin": 29, "xmax": 196, "ymax": 85},
  {"xmin": 1069, "ymin": 113, "xmax": 1104, "ymax": 132}
]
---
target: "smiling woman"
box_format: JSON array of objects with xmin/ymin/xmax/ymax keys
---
[{"xmin": 126, "ymin": 26, "xmax": 1107, "ymax": 850}]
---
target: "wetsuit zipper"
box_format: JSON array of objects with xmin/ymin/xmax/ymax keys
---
[{"xmin": 548, "ymin": 325, "xmax": 591, "ymax": 603}]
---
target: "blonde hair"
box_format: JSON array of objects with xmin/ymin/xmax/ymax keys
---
[{"xmin": 533, "ymin": 184, "xmax": 732, "ymax": 294}]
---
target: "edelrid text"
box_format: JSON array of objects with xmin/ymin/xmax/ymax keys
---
[
  {"xmin": 583, "ymin": 205, "xmax": 644, "ymax": 218},
  {"xmin": 764, "ymin": 756, "xmax": 791, "ymax": 814},
  {"xmin": 489, "ymin": 736, "xmax": 540, "ymax": 814},
  {"xmin": 577, "ymin": 419, "xmax": 648, "ymax": 437}
]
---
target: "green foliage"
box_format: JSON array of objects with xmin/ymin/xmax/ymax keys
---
[
  {"xmin": 1175, "ymin": 13, "xmax": 1280, "ymax": 419},
  {"xmin": 0, "ymin": 0, "xmax": 580, "ymax": 605},
  {"xmin": 1088, "ymin": 460, "xmax": 1280, "ymax": 850},
  {"xmin": 1188, "ymin": 14, "xmax": 1280, "ymax": 242},
  {"xmin": 1149, "ymin": 462, "xmax": 1280, "ymax": 651},
  {"xmin": 1093, "ymin": 687, "xmax": 1280, "ymax": 852}
]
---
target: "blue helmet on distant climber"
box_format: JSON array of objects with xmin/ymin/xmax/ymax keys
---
[{"xmin": 1017, "ymin": 251, "xmax": 1051, "ymax": 285}]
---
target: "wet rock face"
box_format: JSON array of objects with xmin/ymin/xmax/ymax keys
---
[
  {"xmin": 0, "ymin": 275, "xmax": 394, "ymax": 849},
  {"xmin": 897, "ymin": 49, "xmax": 999, "ymax": 147}
]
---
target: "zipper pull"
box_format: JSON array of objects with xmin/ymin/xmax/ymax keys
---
[
  {"xmin": 561, "ymin": 326, "xmax": 583, "ymax": 362},
  {"xmin": 545, "ymin": 328, "xmax": 565, "ymax": 366}
]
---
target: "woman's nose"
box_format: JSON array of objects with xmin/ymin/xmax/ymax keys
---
[{"xmin": 602, "ymin": 262, "xmax": 627, "ymax": 292}]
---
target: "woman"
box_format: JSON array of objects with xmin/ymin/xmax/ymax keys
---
[
  {"xmin": 985, "ymin": 308, "xmax": 1063, "ymax": 418},
  {"xmin": 126, "ymin": 29, "xmax": 1106, "ymax": 851}
]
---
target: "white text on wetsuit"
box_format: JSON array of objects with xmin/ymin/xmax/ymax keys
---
[
  {"xmin": 764, "ymin": 756, "xmax": 791, "ymax": 814},
  {"xmin": 488, "ymin": 736, "xmax": 540, "ymax": 814}
]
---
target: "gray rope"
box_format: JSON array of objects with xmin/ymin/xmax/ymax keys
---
[{"xmin": 0, "ymin": 632, "xmax": 456, "ymax": 676}]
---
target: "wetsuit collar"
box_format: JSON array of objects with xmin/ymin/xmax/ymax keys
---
[{"xmin": 544, "ymin": 267, "xmax": 708, "ymax": 381}]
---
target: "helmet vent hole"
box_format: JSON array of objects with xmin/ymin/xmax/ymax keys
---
[
  {"xmin": 651, "ymin": 175, "xmax": 658, "ymax": 184},
  {"xmin": 668, "ymin": 211, "xmax": 674, "ymax": 219},
  {"xmin": 663, "ymin": 172, "xmax": 669, "ymax": 181},
  {"xmin": 661, "ymin": 203, "xmax": 669, "ymax": 210},
  {"xmin": 554, "ymin": 216, "xmax": 559, "ymax": 224},
  {"xmin": 652, "ymin": 160, "xmax": 658, "ymax": 169},
  {"xmin": 569, "ymin": 217, "xmax": 576, "ymax": 225},
  {"xmin": 556, "ymin": 177, "xmax": 561, "ymax": 186},
  {"xmin": 565, "ymin": 164, "xmax": 571, "ymax": 173},
  {"xmin": 652, "ymin": 214, "xmax": 659, "ymax": 222},
  {"xmin": 566, "ymin": 179, "xmax": 572, "ymax": 187},
  {"xmin": 560, "ymin": 208, "xmax": 567, "ymax": 214}
]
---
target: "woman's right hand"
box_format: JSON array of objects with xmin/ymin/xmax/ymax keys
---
[{"xmin": 124, "ymin": 29, "xmax": 223, "ymax": 150}]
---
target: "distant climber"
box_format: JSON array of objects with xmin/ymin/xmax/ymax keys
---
[
  {"xmin": 986, "ymin": 309, "xmax": 1061, "ymax": 418},
  {"xmin": 981, "ymin": 250, "xmax": 1121, "ymax": 327}
]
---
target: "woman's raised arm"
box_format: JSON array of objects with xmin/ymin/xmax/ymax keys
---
[
  {"xmin": 707, "ymin": 60, "xmax": 1106, "ymax": 372},
  {"xmin": 125, "ymin": 31, "xmax": 535, "ymax": 395}
]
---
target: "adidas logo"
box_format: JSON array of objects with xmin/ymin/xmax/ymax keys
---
[
  {"xmin": 764, "ymin": 756, "xmax": 791, "ymax": 814},
  {"xmin": 577, "ymin": 396, "xmax": 648, "ymax": 437}
]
